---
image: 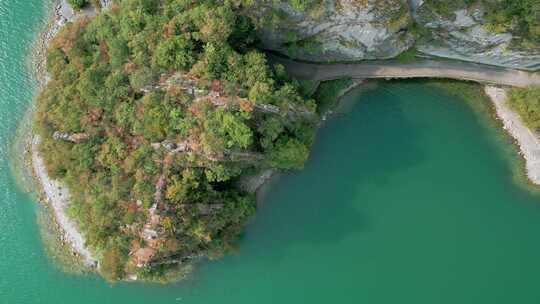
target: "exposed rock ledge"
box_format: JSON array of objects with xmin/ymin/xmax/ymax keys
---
[
  {"xmin": 31, "ymin": 136, "xmax": 97, "ymax": 267},
  {"xmin": 256, "ymin": 0, "xmax": 413, "ymax": 62},
  {"xmin": 257, "ymin": 0, "xmax": 539, "ymax": 71},
  {"xmin": 485, "ymin": 86, "xmax": 540, "ymax": 185}
]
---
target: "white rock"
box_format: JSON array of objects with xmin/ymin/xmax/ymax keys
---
[
  {"xmin": 256, "ymin": 0, "xmax": 414, "ymax": 61},
  {"xmin": 415, "ymin": 4, "xmax": 540, "ymax": 70}
]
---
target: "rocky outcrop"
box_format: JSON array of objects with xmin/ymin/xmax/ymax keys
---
[
  {"xmin": 154, "ymin": 72, "xmax": 317, "ymax": 121},
  {"xmin": 414, "ymin": 3, "xmax": 540, "ymax": 71},
  {"xmin": 99, "ymin": 0, "xmax": 112, "ymax": 8},
  {"xmin": 255, "ymin": 0, "xmax": 414, "ymax": 61},
  {"xmin": 53, "ymin": 131, "xmax": 89, "ymax": 143},
  {"xmin": 256, "ymin": 0, "xmax": 539, "ymax": 71}
]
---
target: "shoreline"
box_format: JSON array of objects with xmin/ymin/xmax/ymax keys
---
[
  {"xmin": 31, "ymin": 0, "xmax": 75, "ymax": 85},
  {"xmin": 485, "ymin": 86, "xmax": 540, "ymax": 186},
  {"xmin": 243, "ymin": 79, "xmax": 367, "ymax": 201},
  {"xmin": 20, "ymin": 0, "xmax": 539, "ymax": 280},
  {"xmin": 320, "ymin": 79, "xmax": 365, "ymax": 122},
  {"xmin": 31, "ymin": 136, "xmax": 97, "ymax": 267},
  {"xmin": 24, "ymin": 0, "xmax": 98, "ymax": 269}
]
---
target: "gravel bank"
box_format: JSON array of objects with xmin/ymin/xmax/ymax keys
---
[
  {"xmin": 485, "ymin": 86, "xmax": 540, "ymax": 185},
  {"xmin": 31, "ymin": 137, "xmax": 97, "ymax": 267},
  {"xmin": 29, "ymin": 0, "xmax": 98, "ymax": 268}
]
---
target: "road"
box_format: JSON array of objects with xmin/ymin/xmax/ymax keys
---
[{"xmin": 270, "ymin": 56, "xmax": 540, "ymax": 88}]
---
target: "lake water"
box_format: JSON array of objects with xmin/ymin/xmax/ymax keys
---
[{"xmin": 3, "ymin": 1, "xmax": 540, "ymax": 303}]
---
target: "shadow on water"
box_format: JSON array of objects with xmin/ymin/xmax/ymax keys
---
[{"xmin": 241, "ymin": 83, "xmax": 427, "ymax": 255}]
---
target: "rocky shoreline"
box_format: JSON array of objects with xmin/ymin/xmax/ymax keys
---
[
  {"xmin": 31, "ymin": 136, "xmax": 97, "ymax": 267},
  {"xmin": 485, "ymin": 86, "xmax": 540, "ymax": 185},
  {"xmin": 32, "ymin": 1, "xmax": 74, "ymax": 85},
  {"xmin": 27, "ymin": 0, "xmax": 98, "ymax": 269}
]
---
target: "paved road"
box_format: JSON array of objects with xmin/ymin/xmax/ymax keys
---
[{"xmin": 270, "ymin": 56, "xmax": 540, "ymax": 88}]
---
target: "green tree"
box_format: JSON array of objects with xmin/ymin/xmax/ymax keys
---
[
  {"xmin": 68, "ymin": 0, "xmax": 88, "ymax": 10},
  {"xmin": 269, "ymin": 137, "xmax": 309, "ymax": 170}
]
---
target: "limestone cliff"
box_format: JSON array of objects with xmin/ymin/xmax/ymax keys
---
[
  {"xmin": 254, "ymin": 0, "xmax": 414, "ymax": 61},
  {"xmin": 414, "ymin": 1, "xmax": 540, "ymax": 71},
  {"xmin": 255, "ymin": 0, "xmax": 540, "ymax": 70}
]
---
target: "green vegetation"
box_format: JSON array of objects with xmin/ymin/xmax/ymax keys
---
[
  {"xmin": 507, "ymin": 86, "xmax": 540, "ymax": 130},
  {"xmin": 313, "ymin": 78, "xmax": 354, "ymax": 114},
  {"xmin": 296, "ymin": 79, "xmax": 320, "ymax": 98},
  {"xmin": 36, "ymin": 0, "xmax": 317, "ymax": 281},
  {"xmin": 422, "ymin": 0, "xmax": 539, "ymax": 43},
  {"xmin": 483, "ymin": 0, "xmax": 540, "ymax": 44},
  {"xmin": 288, "ymin": 0, "xmax": 320, "ymax": 12},
  {"xmin": 421, "ymin": 0, "xmax": 474, "ymax": 17},
  {"xmin": 394, "ymin": 47, "xmax": 417, "ymax": 63},
  {"xmin": 67, "ymin": 0, "xmax": 89, "ymax": 10},
  {"xmin": 283, "ymin": 33, "xmax": 323, "ymax": 58}
]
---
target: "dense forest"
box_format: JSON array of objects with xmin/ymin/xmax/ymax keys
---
[{"xmin": 35, "ymin": 0, "xmax": 317, "ymax": 281}]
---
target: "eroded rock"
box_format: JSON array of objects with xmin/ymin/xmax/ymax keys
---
[
  {"xmin": 412, "ymin": 2, "xmax": 539, "ymax": 70},
  {"xmin": 255, "ymin": 0, "xmax": 414, "ymax": 61}
]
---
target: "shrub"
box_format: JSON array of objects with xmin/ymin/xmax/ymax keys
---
[{"xmin": 68, "ymin": 0, "xmax": 89, "ymax": 10}]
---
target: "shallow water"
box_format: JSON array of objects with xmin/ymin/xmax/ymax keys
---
[{"xmin": 3, "ymin": 1, "xmax": 540, "ymax": 303}]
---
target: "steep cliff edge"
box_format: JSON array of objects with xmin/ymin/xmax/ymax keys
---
[
  {"xmin": 256, "ymin": 0, "xmax": 540, "ymax": 70},
  {"xmin": 254, "ymin": 0, "xmax": 414, "ymax": 61},
  {"xmin": 414, "ymin": 1, "xmax": 540, "ymax": 71}
]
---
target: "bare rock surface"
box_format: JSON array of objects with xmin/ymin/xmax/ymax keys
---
[
  {"xmin": 415, "ymin": 4, "xmax": 540, "ymax": 71},
  {"xmin": 256, "ymin": 0, "xmax": 539, "ymax": 70},
  {"xmin": 256, "ymin": 0, "xmax": 414, "ymax": 61},
  {"xmin": 31, "ymin": 137, "xmax": 97, "ymax": 267}
]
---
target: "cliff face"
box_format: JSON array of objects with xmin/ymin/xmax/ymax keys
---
[
  {"xmin": 256, "ymin": 0, "xmax": 414, "ymax": 61},
  {"xmin": 414, "ymin": 2, "xmax": 540, "ymax": 71},
  {"xmin": 256, "ymin": 0, "xmax": 540, "ymax": 70}
]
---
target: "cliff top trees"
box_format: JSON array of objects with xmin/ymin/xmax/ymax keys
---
[{"xmin": 35, "ymin": 0, "xmax": 316, "ymax": 280}]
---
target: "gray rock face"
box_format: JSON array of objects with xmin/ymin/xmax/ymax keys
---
[
  {"xmin": 256, "ymin": 0, "xmax": 414, "ymax": 61},
  {"xmin": 407, "ymin": 0, "xmax": 424, "ymax": 11},
  {"xmin": 256, "ymin": 0, "xmax": 539, "ymax": 70},
  {"xmin": 414, "ymin": 4, "xmax": 540, "ymax": 71},
  {"xmin": 99, "ymin": 0, "xmax": 111, "ymax": 8}
]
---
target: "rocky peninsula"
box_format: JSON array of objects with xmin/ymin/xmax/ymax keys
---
[{"xmin": 30, "ymin": 0, "xmax": 539, "ymax": 282}]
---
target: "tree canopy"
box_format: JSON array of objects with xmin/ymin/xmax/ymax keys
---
[
  {"xmin": 35, "ymin": 0, "xmax": 317, "ymax": 281},
  {"xmin": 508, "ymin": 86, "xmax": 540, "ymax": 130}
]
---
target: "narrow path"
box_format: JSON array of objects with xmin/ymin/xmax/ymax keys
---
[{"xmin": 270, "ymin": 55, "xmax": 540, "ymax": 88}]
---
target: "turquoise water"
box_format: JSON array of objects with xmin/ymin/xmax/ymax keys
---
[{"xmin": 4, "ymin": 1, "xmax": 540, "ymax": 303}]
